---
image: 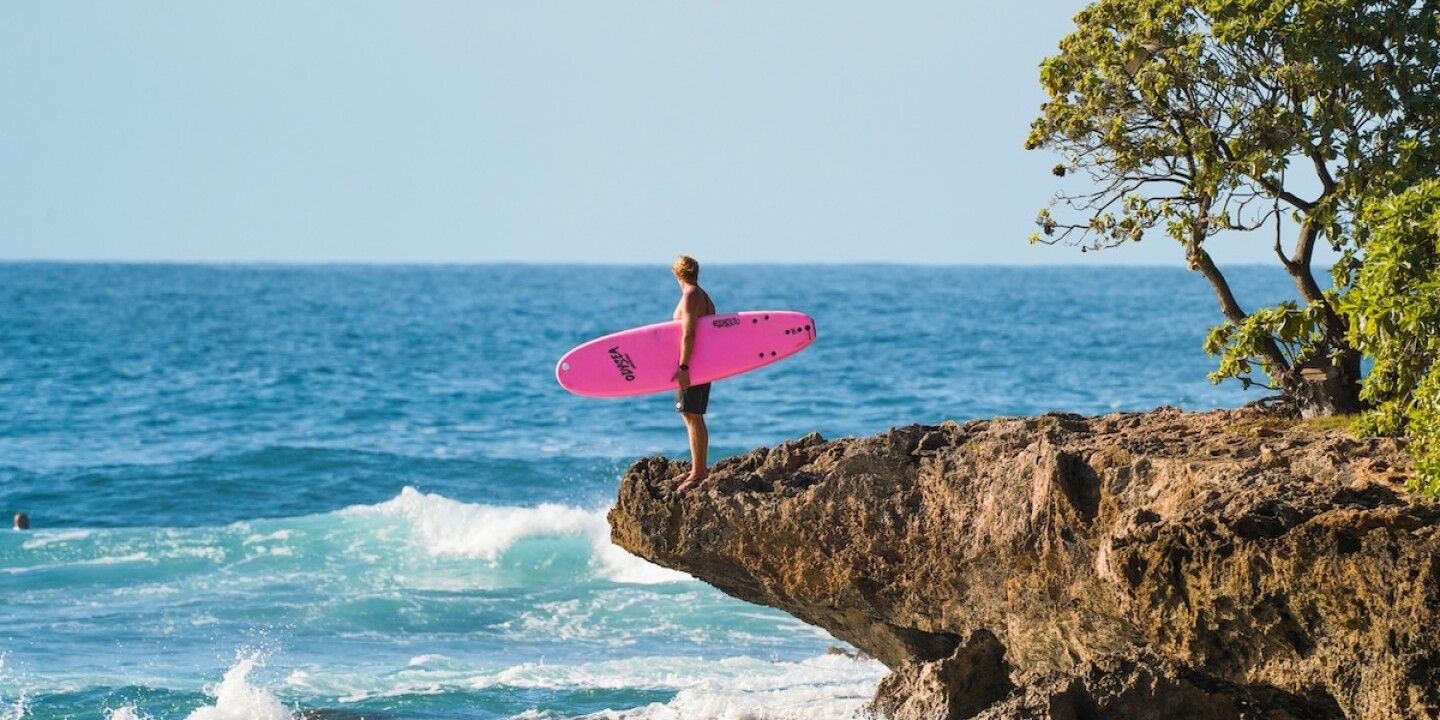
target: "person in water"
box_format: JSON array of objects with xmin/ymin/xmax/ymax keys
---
[
  {"xmin": 13, "ymin": 512, "xmax": 29, "ymax": 531},
  {"xmin": 670, "ymin": 255, "xmax": 715, "ymax": 493}
]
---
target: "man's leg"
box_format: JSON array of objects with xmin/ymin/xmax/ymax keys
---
[
  {"xmin": 677, "ymin": 412, "xmax": 709, "ymax": 492},
  {"xmin": 687, "ymin": 413, "xmax": 708, "ymax": 477}
]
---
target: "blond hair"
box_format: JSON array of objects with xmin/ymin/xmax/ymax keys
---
[{"xmin": 672, "ymin": 255, "xmax": 699, "ymax": 282}]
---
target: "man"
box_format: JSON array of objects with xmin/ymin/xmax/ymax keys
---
[
  {"xmin": 669, "ymin": 255, "xmax": 715, "ymax": 493},
  {"xmin": 13, "ymin": 512, "xmax": 29, "ymax": 531}
]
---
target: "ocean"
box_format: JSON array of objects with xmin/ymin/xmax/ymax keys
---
[{"xmin": 0, "ymin": 263, "xmax": 1297, "ymax": 719}]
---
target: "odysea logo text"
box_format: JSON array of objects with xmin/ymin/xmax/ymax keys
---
[
  {"xmin": 608, "ymin": 346, "xmax": 636, "ymax": 381},
  {"xmin": 712, "ymin": 318, "xmax": 740, "ymax": 328}
]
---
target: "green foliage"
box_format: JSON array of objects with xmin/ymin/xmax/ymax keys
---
[
  {"xmin": 1027, "ymin": 0, "xmax": 1440, "ymax": 412},
  {"xmin": 1340, "ymin": 179, "xmax": 1440, "ymax": 497},
  {"xmin": 1410, "ymin": 370, "xmax": 1440, "ymax": 497},
  {"xmin": 1203, "ymin": 300, "xmax": 1330, "ymax": 388}
]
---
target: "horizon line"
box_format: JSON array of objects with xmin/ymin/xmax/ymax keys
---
[{"xmin": 0, "ymin": 258, "xmax": 1290, "ymax": 270}]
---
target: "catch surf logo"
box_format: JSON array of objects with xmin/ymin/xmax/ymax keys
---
[
  {"xmin": 712, "ymin": 317, "xmax": 740, "ymax": 328},
  {"xmin": 608, "ymin": 346, "xmax": 637, "ymax": 381}
]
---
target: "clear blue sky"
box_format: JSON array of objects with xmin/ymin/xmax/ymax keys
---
[{"xmin": 2, "ymin": 1, "xmax": 1293, "ymax": 265}]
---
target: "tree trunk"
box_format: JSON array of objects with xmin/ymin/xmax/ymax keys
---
[
  {"xmin": 1276, "ymin": 218, "xmax": 1363, "ymax": 417},
  {"xmin": 1284, "ymin": 348, "xmax": 1363, "ymax": 417}
]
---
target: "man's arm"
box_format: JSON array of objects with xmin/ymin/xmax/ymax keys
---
[{"xmin": 673, "ymin": 289, "xmax": 704, "ymax": 389}]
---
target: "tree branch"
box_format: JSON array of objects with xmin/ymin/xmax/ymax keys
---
[
  {"xmin": 1187, "ymin": 197, "xmax": 1291, "ymax": 378},
  {"xmin": 1256, "ymin": 176, "xmax": 1318, "ymax": 212},
  {"xmin": 1307, "ymin": 144, "xmax": 1337, "ymax": 195}
]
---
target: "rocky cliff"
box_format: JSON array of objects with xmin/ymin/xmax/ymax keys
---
[{"xmin": 608, "ymin": 407, "xmax": 1440, "ymax": 720}]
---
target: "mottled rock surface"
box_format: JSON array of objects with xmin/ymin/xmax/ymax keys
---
[{"xmin": 608, "ymin": 407, "xmax": 1440, "ymax": 719}]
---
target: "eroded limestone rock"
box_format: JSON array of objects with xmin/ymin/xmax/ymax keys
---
[{"xmin": 608, "ymin": 408, "xmax": 1439, "ymax": 719}]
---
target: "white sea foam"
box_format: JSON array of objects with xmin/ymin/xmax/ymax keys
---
[
  {"xmin": 603, "ymin": 683, "xmax": 877, "ymax": 720},
  {"xmin": 90, "ymin": 552, "xmax": 152, "ymax": 565},
  {"xmin": 105, "ymin": 705, "xmax": 153, "ymax": 720},
  {"xmin": 352, "ymin": 487, "xmax": 594, "ymax": 560},
  {"xmin": 241, "ymin": 530, "xmax": 293, "ymax": 545},
  {"xmin": 20, "ymin": 529, "xmax": 92, "ymax": 549},
  {"xmin": 0, "ymin": 654, "xmax": 27, "ymax": 720},
  {"xmin": 597, "ymin": 541, "xmax": 689, "ymax": 584},
  {"xmin": 279, "ymin": 652, "xmax": 884, "ymax": 715},
  {"xmin": 2, "ymin": 551, "xmax": 152, "ymax": 575},
  {"xmin": 563, "ymin": 654, "xmax": 885, "ymax": 719},
  {"xmin": 344, "ymin": 487, "xmax": 688, "ymax": 584},
  {"xmin": 184, "ymin": 654, "xmax": 291, "ymax": 720}
]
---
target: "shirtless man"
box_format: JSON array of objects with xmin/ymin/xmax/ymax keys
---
[{"xmin": 669, "ymin": 255, "xmax": 716, "ymax": 493}]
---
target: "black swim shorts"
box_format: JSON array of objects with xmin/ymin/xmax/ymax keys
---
[{"xmin": 675, "ymin": 383, "xmax": 711, "ymax": 415}]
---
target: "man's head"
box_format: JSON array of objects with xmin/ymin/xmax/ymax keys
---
[
  {"xmin": 672, "ymin": 255, "xmax": 699, "ymax": 285},
  {"xmin": 13, "ymin": 512, "xmax": 29, "ymax": 531}
]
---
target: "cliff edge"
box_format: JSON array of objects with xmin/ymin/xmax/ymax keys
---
[{"xmin": 608, "ymin": 407, "xmax": 1440, "ymax": 720}]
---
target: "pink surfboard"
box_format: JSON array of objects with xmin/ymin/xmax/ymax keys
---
[{"xmin": 556, "ymin": 311, "xmax": 816, "ymax": 397}]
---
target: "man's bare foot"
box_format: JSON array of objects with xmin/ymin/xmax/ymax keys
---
[{"xmin": 674, "ymin": 472, "xmax": 708, "ymax": 494}]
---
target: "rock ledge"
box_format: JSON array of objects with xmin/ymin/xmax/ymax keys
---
[{"xmin": 608, "ymin": 408, "xmax": 1439, "ymax": 720}]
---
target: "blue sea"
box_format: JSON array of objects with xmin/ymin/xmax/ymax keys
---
[{"xmin": 0, "ymin": 264, "xmax": 1295, "ymax": 719}]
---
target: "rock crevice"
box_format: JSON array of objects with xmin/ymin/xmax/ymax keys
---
[{"xmin": 608, "ymin": 408, "xmax": 1440, "ymax": 719}]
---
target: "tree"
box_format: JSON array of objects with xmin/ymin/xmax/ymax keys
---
[
  {"xmin": 1025, "ymin": 0, "xmax": 1440, "ymax": 416},
  {"xmin": 1340, "ymin": 179, "xmax": 1440, "ymax": 497}
]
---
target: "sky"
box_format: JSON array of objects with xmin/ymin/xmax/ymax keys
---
[{"xmin": 1, "ymin": 1, "xmax": 1309, "ymax": 265}]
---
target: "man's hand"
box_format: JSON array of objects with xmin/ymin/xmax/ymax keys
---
[{"xmin": 671, "ymin": 366, "xmax": 690, "ymax": 391}]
